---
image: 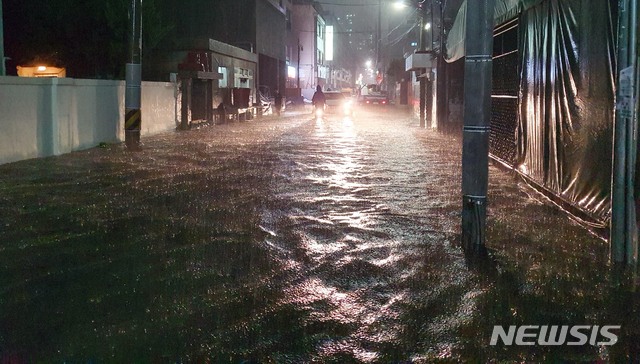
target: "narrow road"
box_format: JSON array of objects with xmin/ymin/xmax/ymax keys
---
[{"xmin": 0, "ymin": 108, "xmax": 636, "ymax": 362}]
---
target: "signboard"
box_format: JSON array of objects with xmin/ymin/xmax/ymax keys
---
[{"xmin": 618, "ymin": 66, "xmax": 635, "ymax": 118}]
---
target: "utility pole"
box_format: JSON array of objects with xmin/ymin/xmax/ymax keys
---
[
  {"xmin": 125, "ymin": 0, "xmax": 142, "ymax": 150},
  {"xmin": 297, "ymin": 38, "xmax": 301, "ymax": 89},
  {"xmin": 461, "ymin": 0, "xmax": 495, "ymax": 249},
  {"xmin": 435, "ymin": 0, "xmax": 447, "ymax": 130},
  {"xmin": 418, "ymin": 2, "xmax": 427, "ymax": 128},
  {"xmin": 611, "ymin": 0, "xmax": 638, "ymax": 265},
  {"xmin": 377, "ymin": 0, "xmax": 381, "ymax": 74},
  {"xmin": 0, "ymin": 0, "xmax": 5, "ymax": 76}
]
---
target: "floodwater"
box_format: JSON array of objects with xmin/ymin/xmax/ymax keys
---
[{"xmin": 0, "ymin": 108, "xmax": 638, "ymax": 362}]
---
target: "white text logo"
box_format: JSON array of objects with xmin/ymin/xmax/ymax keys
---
[{"xmin": 490, "ymin": 325, "xmax": 620, "ymax": 346}]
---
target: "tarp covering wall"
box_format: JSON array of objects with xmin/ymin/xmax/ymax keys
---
[
  {"xmin": 516, "ymin": 0, "xmax": 616, "ymax": 222},
  {"xmin": 446, "ymin": 0, "xmax": 544, "ymax": 62}
]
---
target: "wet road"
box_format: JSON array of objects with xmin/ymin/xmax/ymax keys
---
[{"xmin": 0, "ymin": 108, "xmax": 638, "ymax": 362}]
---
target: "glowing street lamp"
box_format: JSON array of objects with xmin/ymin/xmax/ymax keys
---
[{"xmin": 393, "ymin": 2, "xmax": 408, "ymax": 10}]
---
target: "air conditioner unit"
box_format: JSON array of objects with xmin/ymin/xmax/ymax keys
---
[{"xmin": 405, "ymin": 51, "xmax": 433, "ymax": 72}]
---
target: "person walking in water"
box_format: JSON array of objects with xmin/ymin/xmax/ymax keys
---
[
  {"xmin": 311, "ymin": 85, "xmax": 325, "ymax": 113},
  {"xmin": 274, "ymin": 91, "xmax": 283, "ymax": 116}
]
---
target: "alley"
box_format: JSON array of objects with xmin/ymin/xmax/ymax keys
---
[{"xmin": 0, "ymin": 109, "xmax": 637, "ymax": 362}]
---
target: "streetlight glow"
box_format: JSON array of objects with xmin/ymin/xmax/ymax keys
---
[
  {"xmin": 425, "ymin": 22, "xmax": 431, "ymax": 30},
  {"xmin": 326, "ymin": 26, "xmax": 334, "ymax": 61},
  {"xmin": 393, "ymin": 2, "xmax": 407, "ymax": 10}
]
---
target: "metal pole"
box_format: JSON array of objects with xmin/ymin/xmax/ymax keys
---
[
  {"xmin": 378, "ymin": 0, "xmax": 381, "ymax": 69},
  {"xmin": 418, "ymin": 3, "xmax": 427, "ymax": 127},
  {"xmin": 611, "ymin": 0, "xmax": 638, "ymax": 265},
  {"xmin": 419, "ymin": 78, "xmax": 427, "ymax": 127},
  {"xmin": 461, "ymin": 0, "xmax": 495, "ymax": 248},
  {"xmin": 428, "ymin": 0, "xmax": 436, "ymax": 128},
  {"xmin": 125, "ymin": 0, "xmax": 142, "ymax": 150},
  {"xmin": 297, "ymin": 38, "xmax": 301, "ymax": 89},
  {"xmin": 626, "ymin": 0, "xmax": 638, "ymax": 264},
  {"xmin": 429, "ymin": 0, "xmax": 434, "ymax": 50},
  {"xmin": 0, "ymin": 0, "xmax": 5, "ymax": 76},
  {"xmin": 436, "ymin": 0, "xmax": 448, "ymax": 130}
]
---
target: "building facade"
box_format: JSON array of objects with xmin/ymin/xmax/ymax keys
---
[
  {"xmin": 152, "ymin": 0, "xmax": 287, "ymax": 99},
  {"xmin": 291, "ymin": 1, "xmax": 321, "ymax": 95}
]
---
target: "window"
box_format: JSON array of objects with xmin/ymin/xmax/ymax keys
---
[
  {"xmin": 218, "ymin": 67, "xmax": 228, "ymax": 88},
  {"xmin": 324, "ymin": 92, "xmax": 344, "ymax": 100}
]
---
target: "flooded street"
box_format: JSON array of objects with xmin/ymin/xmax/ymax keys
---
[{"xmin": 0, "ymin": 108, "xmax": 638, "ymax": 362}]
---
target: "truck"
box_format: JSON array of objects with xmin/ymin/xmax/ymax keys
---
[{"xmin": 359, "ymin": 84, "xmax": 389, "ymax": 106}]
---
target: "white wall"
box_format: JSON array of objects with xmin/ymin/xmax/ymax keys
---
[
  {"xmin": 0, "ymin": 76, "xmax": 176, "ymax": 165},
  {"xmin": 140, "ymin": 81, "xmax": 178, "ymax": 136},
  {"xmin": 292, "ymin": 4, "xmax": 318, "ymax": 89}
]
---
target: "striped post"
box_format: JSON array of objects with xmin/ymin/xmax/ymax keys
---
[
  {"xmin": 461, "ymin": 0, "xmax": 495, "ymax": 248},
  {"xmin": 125, "ymin": 0, "xmax": 142, "ymax": 150}
]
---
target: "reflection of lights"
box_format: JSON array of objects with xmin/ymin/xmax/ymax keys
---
[
  {"xmin": 425, "ymin": 22, "xmax": 431, "ymax": 30},
  {"xmin": 343, "ymin": 99, "xmax": 353, "ymax": 115},
  {"xmin": 287, "ymin": 66, "xmax": 296, "ymax": 78},
  {"xmin": 326, "ymin": 26, "xmax": 334, "ymax": 61},
  {"xmin": 17, "ymin": 65, "xmax": 66, "ymax": 78},
  {"xmin": 365, "ymin": 60, "xmax": 372, "ymax": 68},
  {"xmin": 393, "ymin": 2, "xmax": 407, "ymax": 10}
]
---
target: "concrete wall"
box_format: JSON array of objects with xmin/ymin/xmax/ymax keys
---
[
  {"xmin": 0, "ymin": 76, "xmax": 176, "ymax": 165},
  {"xmin": 292, "ymin": 4, "xmax": 318, "ymax": 89},
  {"xmin": 257, "ymin": 0, "xmax": 287, "ymax": 61}
]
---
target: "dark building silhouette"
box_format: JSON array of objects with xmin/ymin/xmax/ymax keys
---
[{"xmin": 150, "ymin": 0, "xmax": 287, "ymax": 95}]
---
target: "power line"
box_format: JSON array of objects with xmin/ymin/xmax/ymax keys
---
[
  {"xmin": 385, "ymin": 8, "xmax": 418, "ymax": 37},
  {"xmin": 297, "ymin": 29, "xmax": 376, "ymax": 34},
  {"xmin": 387, "ymin": 22, "xmax": 418, "ymax": 47},
  {"xmin": 314, "ymin": 1, "xmax": 380, "ymax": 6}
]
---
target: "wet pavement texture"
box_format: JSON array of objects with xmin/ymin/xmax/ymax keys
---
[{"xmin": 0, "ymin": 108, "xmax": 639, "ymax": 362}]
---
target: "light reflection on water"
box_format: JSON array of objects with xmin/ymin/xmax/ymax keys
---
[
  {"xmin": 260, "ymin": 110, "xmax": 639, "ymax": 362},
  {"xmin": 0, "ymin": 109, "xmax": 637, "ymax": 362}
]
